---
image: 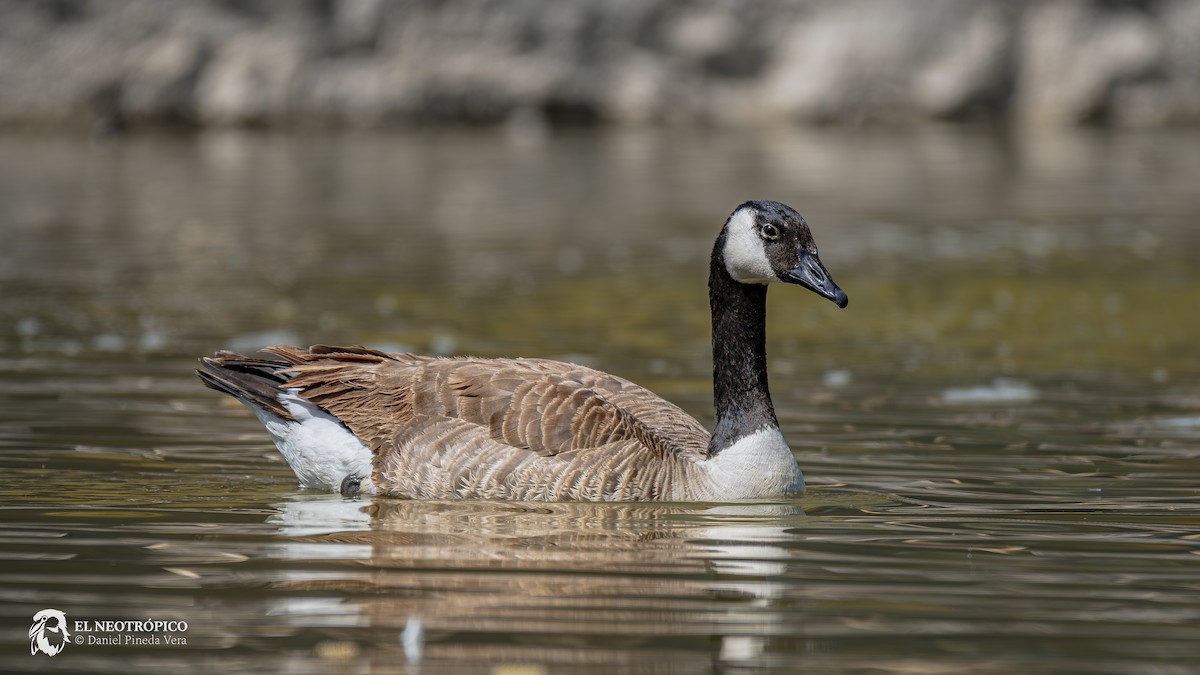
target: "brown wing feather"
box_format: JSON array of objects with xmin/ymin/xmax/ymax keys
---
[
  {"xmin": 283, "ymin": 349, "xmax": 706, "ymax": 459},
  {"xmin": 271, "ymin": 346, "xmax": 710, "ymax": 500}
]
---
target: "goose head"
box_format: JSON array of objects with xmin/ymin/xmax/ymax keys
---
[{"xmin": 720, "ymin": 200, "xmax": 848, "ymax": 308}]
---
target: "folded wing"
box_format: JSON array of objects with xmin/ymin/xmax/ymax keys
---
[{"xmin": 269, "ymin": 346, "xmax": 709, "ymax": 499}]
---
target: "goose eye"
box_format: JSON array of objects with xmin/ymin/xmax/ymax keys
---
[{"xmin": 760, "ymin": 223, "xmax": 779, "ymax": 240}]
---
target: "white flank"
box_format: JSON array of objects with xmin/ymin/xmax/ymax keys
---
[
  {"xmin": 244, "ymin": 391, "xmax": 376, "ymax": 494},
  {"xmin": 722, "ymin": 207, "xmax": 776, "ymax": 284},
  {"xmin": 701, "ymin": 426, "xmax": 804, "ymax": 499}
]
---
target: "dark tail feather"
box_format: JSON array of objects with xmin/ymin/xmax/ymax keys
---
[{"xmin": 197, "ymin": 351, "xmax": 296, "ymax": 421}]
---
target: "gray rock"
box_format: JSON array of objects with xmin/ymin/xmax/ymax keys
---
[
  {"xmin": 195, "ymin": 30, "xmax": 309, "ymax": 125},
  {"xmin": 120, "ymin": 33, "xmax": 209, "ymax": 123},
  {"xmin": 1, "ymin": 0, "xmax": 1199, "ymax": 128},
  {"xmin": 1015, "ymin": 0, "xmax": 1164, "ymax": 126},
  {"xmin": 913, "ymin": 4, "xmax": 1016, "ymax": 119}
]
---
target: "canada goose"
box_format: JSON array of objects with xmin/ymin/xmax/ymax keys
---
[{"xmin": 197, "ymin": 200, "xmax": 847, "ymax": 501}]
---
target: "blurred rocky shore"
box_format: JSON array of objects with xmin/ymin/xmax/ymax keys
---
[{"xmin": 2, "ymin": 0, "xmax": 1199, "ymax": 129}]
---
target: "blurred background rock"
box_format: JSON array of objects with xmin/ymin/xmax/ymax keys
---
[{"xmin": 3, "ymin": 0, "xmax": 1198, "ymax": 130}]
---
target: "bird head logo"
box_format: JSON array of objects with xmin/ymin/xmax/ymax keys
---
[{"xmin": 29, "ymin": 609, "xmax": 70, "ymax": 657}]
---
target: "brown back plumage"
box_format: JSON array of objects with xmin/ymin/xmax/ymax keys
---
[{"xmin": 246, "ymin": 346, "xmax": 712, "ymax": 501}]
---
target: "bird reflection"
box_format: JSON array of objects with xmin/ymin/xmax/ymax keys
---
[{"xmin": 267, "ymin": 496, "xmax": 808, "ymax": 673}]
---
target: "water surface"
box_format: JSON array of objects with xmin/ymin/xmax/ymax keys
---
[{"xmin": 1, "ymin": 127, "xmax": 1198, "ymax": 673}]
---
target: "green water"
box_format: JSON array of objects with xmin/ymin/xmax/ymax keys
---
[{"xmin": 1, "ymin": 127, "xmax": 1198, "ymax": 673}]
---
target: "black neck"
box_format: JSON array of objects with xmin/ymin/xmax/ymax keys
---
[{"xmin": 708, "ymin": 237, "xmax": 778, "ymax": 457}]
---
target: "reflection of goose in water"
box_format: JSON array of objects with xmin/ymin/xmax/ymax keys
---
[
  {"xmin": 199, "ymin": 201, "xmax": 847, "ymax": 501},
  {"xmin": 266, "ymin": 497, "xmax": 805, "ymax": 671}
]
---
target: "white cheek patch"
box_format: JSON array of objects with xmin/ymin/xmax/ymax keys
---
[{"xmin": 723, "ymin": 208, "xmax": 777, "ymax": 284}]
